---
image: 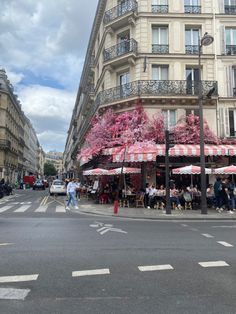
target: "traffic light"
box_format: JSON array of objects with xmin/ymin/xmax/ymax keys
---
[{"xmin": 165, "ymin": 130, "xmax": 175, "ymax": 152}]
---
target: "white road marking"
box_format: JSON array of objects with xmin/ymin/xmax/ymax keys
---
[
  {"xmin": 217, "ymin": 241, "xmax": 234, "ymax": 247},
  {"xmin": 14, "ymin": 205, "xmax": 31, "ymax": 212},
  {"xmin": 99, "ymin": 227, "xmax": 127, "ymax": 235},
  {"xmin": 35, "ymin": 206, "xmax": 47, "ymax": 212},
  {"xmin": 0, "ymin": 274, "xmax": 39, "ymax": 283},
  {"xmin": 198, "ymin": 261, "xmax": 229, "ymax": 268},
  {"xmin": 0, "ymin": 288, "xmax": 30, "ymax": 300},
  {"xmin": 201, "ymin": 233, "xmax": 214, "ymax": 238},
  {"xmin": 0, "ymin": 206, "xmax": 12, "ymax": 213},
  {"xmin": 0, "ymin": 243, "xmax": 14, "ymax": 246},
  {"xmin": 181, "ymin": 224, "xmax": 188, "ymax": 227},
  {"xmin": 138, "ymin": 265, "xmax": 174, "ymax": 272},
  {"xmin": 20, "ymin": 202, "xmax": 31, "ymax": 205},
  {"xmin": 55, "ymin": 206, "xmax": 66, "ymax": 213},
  {"xmin": 212, "ymin": 225, "xmax": 236, "ymax": 228},
  {"xmin": 72, "ymin": 268, "xmax": 110, "ymax": 277}
]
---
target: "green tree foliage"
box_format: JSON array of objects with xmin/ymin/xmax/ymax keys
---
[{"xmin": 44, "ymin": 162, "xmax": 57, "ymax": 176}]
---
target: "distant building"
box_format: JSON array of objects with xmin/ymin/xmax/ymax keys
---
[{"xmin": 45, "ymin": 151, "xmax": 63, "ymax": 176}]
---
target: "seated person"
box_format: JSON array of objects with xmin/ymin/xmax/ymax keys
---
[
  {"xmin": 206, "ymin": 184, "xmax": 215, "ymax": 208},
  {"xmin": 170, "ymin": 185, "xmax": 182, "ymax": 209}
]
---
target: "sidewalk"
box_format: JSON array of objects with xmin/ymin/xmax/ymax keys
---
[{"xmin": 73, "ymin": 199, "xmax": 236, "ymax": 220}]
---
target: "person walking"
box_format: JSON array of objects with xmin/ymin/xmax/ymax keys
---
[
  {"xmin": 214, "ymin": 177, "xmax": 223, "ymax": 212},
  {"xmin": 66, "ymin": 178, "xmax": 79, "ymax": 210}
]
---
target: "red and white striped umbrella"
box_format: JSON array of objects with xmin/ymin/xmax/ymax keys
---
[
  {"xmin": 108, "ymin": 167, "xmax": 141, "ymax": 175},
  {"xmin": 172, "ymin": 165, "xmax": 212, "ymax": 175},
  {"xmin": 213, "ymin": 165, "xmax": 236, "ymax": 175},
  {"xmin": 83, "ymin": 168, "xmax": 109, "ymax": 176}
]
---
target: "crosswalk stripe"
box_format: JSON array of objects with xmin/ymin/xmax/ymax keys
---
[
  {"xmin": 35, "ymin": 206, "xmax": 47, "ymax": 212},
  {"xmin": 72, "ymin": 268, "xmax": 110, "ymax": 277},
  {"xmin": 0, "ymin": 206, "xmax": 12, "ymax": 213},
  {"xmin": 217, "ymin": 241, "xmax": 234, "ymax": 247},
  {"xmin": 198, "ymin": 261, "xmax": 229, "ymax": 268},
  {"xmin": 55, "ymin": 206, "xmax": 66, "ymax": 213},
  {"xmin": 138, "ymin": 264, "xmax": 174, "ymax": 272},
  {"xmin": 0, "ymin": 274, "xmax": 39, "ymax": 283},
  {"xmin": 0, "ymin": 288, "xmax": 30, "ymax": 300},
  {"xmin": 14, "ymin": 205, "xmax": 31, "ymax": 213}
]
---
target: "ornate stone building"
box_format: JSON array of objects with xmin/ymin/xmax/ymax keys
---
[{"xmin": 64, "ymin": 0, "xmax": 236, "ymax": 174}]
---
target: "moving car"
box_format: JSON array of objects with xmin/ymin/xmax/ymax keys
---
[
  {"xmin": 49, "ymin": 180, "xmax": 66, "ymax": 196},
  {"xmin": 33, "ymin": 180, "xmax": 45, "ymax": 190}
]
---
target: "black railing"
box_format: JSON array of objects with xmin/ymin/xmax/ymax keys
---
[
  {"xmin": 151, "ymin": 5, "xmax": 168, "ymax": 13},
  {"xmin": 0, "ymin": 139, "xmax": 11, "ymax": 149},
  {"xmin": 103, "ymin": 39, "xmax": 138, "ymax": 61},
  {"xmin": 103, "ymin": 0, "xmax": 138, "ymax": 24},
  {"xmin": 226, "ymin": 45, "xmax": 236, "ymax": 55},
  {"xmin": 184, "ymin": 5, "xmax": 201, "ymax": 13},
  {"xmin": 225, "ymin": 5, "xmax": 236, "ymax": 14},
  {"xmin": 233, "ymin": 88, "xmax": 236, "ymax": 96},
  {"xmin": 152, "ymin": 44, "xmax": 169, "ymax": 54},
  {"xmin": 185, "ymin": 45, "xmax": 199, "ymax": 54},
  {"xmin": 95, "ymin": 80, "xmax": 218, "ymax": 106}
]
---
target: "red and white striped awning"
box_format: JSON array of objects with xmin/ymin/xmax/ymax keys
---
[
  {"xmin": 213, "ymin": 165, "xmax": 236, "ymax": 174},
  {"xmin": 83, "ymin": 168, "xmax": 109, "ymax": 176},
  {"xmin": 172, "ymin": 165, "xmax": 212, "ymax": 175},
  {"xmin": 108, "ymin": 167, "xmax": 141, "ymax": 175}
]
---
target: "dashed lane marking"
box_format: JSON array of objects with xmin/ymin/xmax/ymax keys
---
[
  {"xmin": 0, "ymin": 288, "xmax": 30, "ymax": 300},
  {"xmin": 72, "ymin": 268, "xmax": 110, "ymax": 277},
  {"xmin": 0, "ymin": 274, "xmax": 39, "ymax": 283},
  {"xmin": 14, "ymin": 205, "xmax": 31, "ymax": 213},
  {"xmin": 217, "ymin": 241, "xmax": 234, "ymax": 247},
  {"xmin": 35, "ymin": 206, "xmax": 47, "ymax": 213},
  {"xmin": 198, "ymin": 261, "xmax": 230, "ymax": 268},
  {"xmin": 0, "ymin": 243, "xmax": 14, "ymax": 247},
  {"xmin": 55, "ymin": 206, "xmax": 66, "ymax": 213},
  {"xmin": 138, "ymin": 265, "xmax": 174, "ymax": 272},
  {"xmin": 201, "ymin": 233, "xmax": 214, "ymax": 238}
]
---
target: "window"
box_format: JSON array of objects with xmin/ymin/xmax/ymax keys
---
[
  {"xmin": 186, "ymin": 67, "xmax": 200, "ymax": 95},
  {"xmin": 229, "ymin": 109, "xmax": 236, "ymax": 136},
  {"xmin": 152, "ymin": 26, "xmax": 168, "ymax": 53},
  {"xmin": 233, "ymin": 67, "xmax": 236, "ymax": 96},
  {"xmin": 224, "ymin": 0, "xmax": 236, "ymax": 14},
  {"xmin": 184, "ymin": 0, "xmax": 201, "ymax": 13},
  {"xmin": 152, "ymin": 0, "xmax": 168, "ymax": 13},
  {"xmin": 225, "ymin": 28, "xmax": 236, "ymax": 55},
  {"xmin": 185, "ymin": 28, "xmax": 200, "ymax": 54},
  {"xmin": 162, "ymin": 110, "xmax": 176, "ymax": 128},
  {"xmin": 152, "ymin": 65, "xmax": 168, "ymax": 80},
  {"xmin": 117, "ymin": 32, "xmax": 130, "ymax": 55},
  {"xmin": 186, "ymin": 109, "xmax": 199, "ymax": 116},
  {"xmin": 118, "ymin": 71, "xmax": 130, "ymax": 97}
]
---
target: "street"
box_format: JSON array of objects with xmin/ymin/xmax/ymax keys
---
[{"xmin": 0, "ymin": 190, "xmax": 236, "ymax": 314}]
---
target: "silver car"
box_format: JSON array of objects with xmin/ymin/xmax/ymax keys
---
[{"xmin": 49, "ymin": 180, "xmax": 66, "ymax": 196}]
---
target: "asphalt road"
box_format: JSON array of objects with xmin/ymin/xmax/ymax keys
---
[{"xmin": 0, "ymin": 190, "xmax": 236, "ymax": 313}]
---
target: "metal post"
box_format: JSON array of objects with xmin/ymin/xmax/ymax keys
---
[
  {"xmin": 165, "ymin": 130, "xmax": 171, "ymax": 214},
  {"xmin": 198, "ymin": 39, "xmax": 208, "ymax": 215}
]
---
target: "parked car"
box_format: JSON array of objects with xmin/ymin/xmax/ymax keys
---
[
  {"xmin": 49, "ymin": 180, "xmax": 66, "ymax": 196},
  {"xmin": 33, "ymin": 180, "xmax": 45, "ymax": 190}
]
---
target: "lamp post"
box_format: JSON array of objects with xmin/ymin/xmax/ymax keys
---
[{"xmin": 198, "ymin": 32, "xmax": 214, "ymax": 215}]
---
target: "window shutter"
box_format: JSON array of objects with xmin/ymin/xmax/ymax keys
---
[
  {"xmin": 220, "ymin": 25, "xmax": 226, "ymax": 55},
  {"xmin": 219, "ymin": 108, "xmax": 224, "ymax": 137},
  {"xmin": 225, "ymin": 107, "xmax": 230, "ymax": 137},
  {"xmin": 218, "ymin": 0, "xmax": 225, "ymax": 13},
  {"xmin": 226, "ymin": 66, "xmax": 233, "ymax": 96}
]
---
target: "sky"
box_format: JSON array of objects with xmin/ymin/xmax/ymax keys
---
[{"xmin": 0, "ymin": 0, "xmax": 99, "ymax": 152}]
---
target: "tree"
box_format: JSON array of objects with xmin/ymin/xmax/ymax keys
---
[{"xmin": 44, "ymin": 162, "xmax": 57, "ymax": 176}]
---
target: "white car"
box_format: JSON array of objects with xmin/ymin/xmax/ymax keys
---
[{"xmin": 49, "ymin": 180, "xmax": 66, "ymax": 196}]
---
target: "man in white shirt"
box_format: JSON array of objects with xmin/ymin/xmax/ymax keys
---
[
  {"xmin": 147, "ymin": 184, "xmax": 157, "ymax": 209},
  {"xmin": 66, "ymin": 178, "xmax": 79, "ymax": 210}
]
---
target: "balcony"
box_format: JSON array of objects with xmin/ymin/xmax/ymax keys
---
[
  {"xmin": 0, "ymin": 139, "xmax": 11, "ymax": 150},
  {"xmin": 185, "ymin": 45, "xmax": 199, "ymax": 54},
  {"xmin": 152, "ymin": 44, "xmax": 169, "ymax": 54},
  {"xmin": 103, "ymin": 39, "xmax": 138, "ymax": 62},
  {"xmin": 225, "ymin": 5, "xmax": 236, "ymax": 14},
  {"xmin": 184, "ymin": 5, "xmax": 201, "ymax": 14},
  {"xmin": 226, "ymin": 45, "xmax": 236, "ymax": 55},
  {"xmin": 103, "ymin": 0, "xmax": 137, "ymax": 26},
  {"xmin": 96, "ymin": 80, "xmax": 218, "ymax": 106},
  {"xmin": 151, "ymin": 5, "xmax": 168, "ymax": 13}
]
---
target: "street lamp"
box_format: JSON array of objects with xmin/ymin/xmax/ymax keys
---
[{"xmin": 198, "ymin": 32, "xmax": 214, "ymax": 215}]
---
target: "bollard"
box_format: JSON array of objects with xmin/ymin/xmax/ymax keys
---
[{"xmin": 113, "ymin": 200, "xmax": 118, "ymax": 215}]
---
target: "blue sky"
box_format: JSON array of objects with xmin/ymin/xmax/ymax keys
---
[{"xmin": 0, "ymin": 0, "xmax": 98, "ymax": 152}]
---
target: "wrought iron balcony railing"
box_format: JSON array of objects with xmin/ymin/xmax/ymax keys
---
[
  {"xmin": 103, "ymin": 39, "xmax": 138, "ymax": 62},
  {"xmin": 185, "ymin": 45, "xmax": 199, "ymax": 54},
  {"xmin": 0, "ymin": 139, "xmax": 11, "ymax": 149},
  {"xmin": 152, "ymin": 44, "xmax": 169, "ymax": 54},
  {"xmin": 233, "ymin": 88, "xmax": 236, "ymax": 96},
  {"xmin": 225, "ymin": 5, "xmax": 236, "ymax": 14},
  {"xmin": 103, "ymin": 0, "xmax": 138, "ymax": 25},
  {"xmin": 184, "ymin": 5, "xmax": 201, "ymax": 13},
  {"xmin": 96, "ymin": 80, "xmax": 218, "ymax": 106},
  {"xmin": 226, "ymin": 45, "xmax": 236, "ymax": 55},
  {"xmin": 151, "ymin": 5, "xmax": 168, "ymax": 13}
]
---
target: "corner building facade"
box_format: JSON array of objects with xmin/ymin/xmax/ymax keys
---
[{"xmin": 64, "ymin": 0, "xmax": 236, "ymax": 173}]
